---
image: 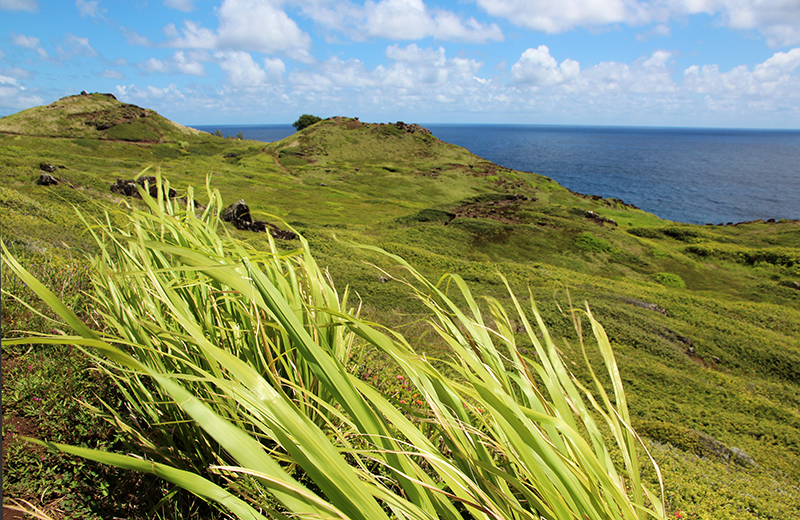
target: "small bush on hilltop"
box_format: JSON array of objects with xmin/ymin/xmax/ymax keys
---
[{"xmin": 292, "ymin": 114, "xmax": 322, "ymax": 131}]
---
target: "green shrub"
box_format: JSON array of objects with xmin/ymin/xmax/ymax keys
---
[
  {"xmin": 575, "ymin": 232, "xmax": 615, "ymax": 253},
  {"xmin": 628, "ymin": 227, "xmax": 662, "ymax": 239},
  {"xmin": 661, "ymin": 226, "xmax": 703, "ymax": 242},
  {"xmin": 685, "ymin": 244, "xmax": 800, "ymax": 268},
  {"xmin": 278, "ymin": 147, "xmax": 304, "ymax": 157},
  {"xmin": 653, "ymin": 272, "xmax": 686, "ymax": 288},
  {"xmin": 292, "ymin": 114, "xmax": 323, "ymax": 131}
]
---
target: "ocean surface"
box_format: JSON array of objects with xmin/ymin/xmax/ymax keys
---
[{"xmin": 192, "ymin": 123, "xmax": 800, "ymax": 225}]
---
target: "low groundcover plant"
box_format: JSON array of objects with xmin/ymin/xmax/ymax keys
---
[{"xmin": 3, "ymin": 173, "xmax": 667, "ymax": 520}]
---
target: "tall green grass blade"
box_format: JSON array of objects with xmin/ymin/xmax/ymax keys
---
[
  {"xmin": 24, "ymin": 439, "xmax": 268, "ymax": 520},
  {"xmin": 2, "ymin": 177, "xmax": 666, "ymax": 520}
]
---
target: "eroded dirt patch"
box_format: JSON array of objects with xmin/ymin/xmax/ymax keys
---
[{"xmin": 453, "ymin": 194, "xmax": 531, "ymax": 224}]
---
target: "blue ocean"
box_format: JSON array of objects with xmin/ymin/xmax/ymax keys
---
[{"xmin": 193, "ymin": 124, "xmax": 800, "ymax": 225}]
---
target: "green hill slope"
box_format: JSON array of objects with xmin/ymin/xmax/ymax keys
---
[
  {"xmin": 1, "ymin": 99, "xmax": 799, "ymax": 519},
  {"xmin": 0, "ymin": 92, "xmax": 203, "ymax": 142}
]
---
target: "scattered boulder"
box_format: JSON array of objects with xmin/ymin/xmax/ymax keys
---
[
  {"xmin": 585, "ymin": 210, "xmax": 618, "ymax": 227},
  {"xmin": 221, "ymin": 199, "xmax": 251, "ymax": 223},
  {"xmin": 39, "ymin": 162, "xmax": 59, "ymax": 173},
  {"xmin": 233, "ymin": 218, "xmax": 252, "ymax": 231},
  {"xmin": 250, "ymin": 221, "xmax": 268, "ymax": 233},
  {"xmin": 271, "ymin": 228, "xmax": 298, "ymax": 240},
  {"xmin": 110, "ymin": 176, "xmax": 176, "ymax": 199},
  {"xmin": 36, "ymin": 173, "xmax": 59, "ymax": 186},
  {"xmin": 394, "ymin": 121, "xmax": 431, "ymax": 135},
  {"xmin": 221, "ymin": 199, "xmax": 297, "ymax": 239}
]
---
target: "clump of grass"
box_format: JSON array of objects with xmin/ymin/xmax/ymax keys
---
[
  {"xmin": 652, "ymin": 272, "xmax": 686, "ymax": 288},
  {"xmin": 3, "ymin": 174, "xmax": 666, "ymax": 520},
  {"xmin": 575, "ymin": 232, "xmax": 616, "ymax": 253}
]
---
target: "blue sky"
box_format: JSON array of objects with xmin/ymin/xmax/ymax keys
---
[{"xmin": 1, "ymin": 0, "xmax": 799, "ymax": 128}]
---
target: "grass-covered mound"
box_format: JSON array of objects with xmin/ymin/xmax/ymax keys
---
[
  {"xmin": 2, "ymin": 98, "xmax": 799, "ymax": 519},
  {"xmin": 0, "ymin": 92, "xmax": 203, "ymax": 143}
]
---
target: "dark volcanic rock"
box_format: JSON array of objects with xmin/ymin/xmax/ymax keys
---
[
  {"xmin": 585, "ymin": 210, "xmax": 618, "ymax": 227},
  {"xmin": 39, "ymin": 162, "xmax": 58, "ymax": 173},
  {"xmin": 250, "ymin": 220, "xmax": 267, "ymax": 233},
  {"xmin": 36, "ymin": 173, "xmax": 59, "ymax": 186},
  {"xmin": 270, "ymin": 228, "xmax": 297, "ymax": 240},
  {"xmin": 110, "ymin": 176, "xmax": 176, "ymax": 199},
  {"xmin": 221, "ymin": 199, "xmax": 297, "ymax": 239},
  {"xmin": 394, "ymin": 121, "xmax": 432, "ymax": 135},
  {"xmin": 233, "ymin": 218, "xmax": 253, "ymax": 230},
  {"xmin": 221, "ymin": 199, "xmax": 251, "ymax": 223}
]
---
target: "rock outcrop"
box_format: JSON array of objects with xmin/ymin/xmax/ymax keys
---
[
  {"xmin": 110, "ymin": 176, "xmax": 176, "ymax": 199},
  {"xmin": 36, "ymin": 173, "xmax": 59, "ymax": 186},
  {"xmin": 585, "ymin": 210, "xmax": 618, "ymax": 227},
  {"xmin": 220, "ymin": 199, "xmax": 297, "ymax": 240},
  {"xmin": 394, "ymin": 121, "xmax": 431, "ymax": 135}
]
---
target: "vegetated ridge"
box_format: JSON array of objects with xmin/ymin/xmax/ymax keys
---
[
  {"xmin": 0, "ymin": 91, "xmax": 201, "ymax": 142},
  {"xmin": 1, "ymin": 95, "xmax": 799, "ymax": 520}
]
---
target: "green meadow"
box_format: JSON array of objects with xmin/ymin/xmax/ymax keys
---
[{"xmin": 2, "ymin": 94, "xmax": 799, "ymax": 519}]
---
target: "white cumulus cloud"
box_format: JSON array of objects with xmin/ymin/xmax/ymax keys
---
[
  {"xmin": 289, "ymin": 43, "xmax": 486, "ymax": 110},
  {"xmin": 141, "ymin": 58, "xmax": 170, "ymax": 74},
  {"xmin": 511, "ymin": 45, "xmax": 579, "ymax": 86},
  {"xmin": 164, "ymin": 0, "xmax": 194, "ymax": 12},
  {"xmin": 115, "ymin": 84, "xmax": 187, "ymax": 105},
  {"xmin": 216, "ymin": 50, "xmax": 284, "ymax": 87},
  {"xmin": 300, "ymin": 0, "xmax": 503, "ymax": 43},
  {"xmin": 76, "ymin": 0, "xmax": 103, "ymax": 18},
  {"xmin": 11, "ymin": 33, "xmax": 48, "ymax": 59},
  {"xmin": 0, "ymin": 0, "xmax": 38, "ymax": 12},
  {"xmin": 174, "ymin": 50, "xmax": 207, "ymax": 75},
  {"xmin": 363, "ymin": 0, "xmax": 503, "ymax": 42},
  {"xmin": 167, "ymin": 0, "xmax": 312, "ymax": 58},
  {"xmin": 473, "ymin": 0, "xmax": 800, "ymax": 46},
  {"xmin": 56, "ymin": 34, "xmax": 98, "ymax": 59},
  {"xmin": 683, "ymin": 48, "xmax": 800, "ymax": 101},
  {"xmin": 138, "ymin": 51, "xmax": 209, "ymax": 76},
  {"xmin": 121, "ymin": 27, "xmax": 153, "ymax": 46},
  {"xmin": 0, "ymin": 74, "xmax": 43, "ymax": 111},
  {"xmin": 101, "ymin": 69, "xmax": 125, "ymax": 79},
  {"xmin": 511, "ymin": 46, "xmax": 676, "ymax": 94},
  {"xmin": 474, "ymin": 0, "xmax": 638, "ymax": 33}
]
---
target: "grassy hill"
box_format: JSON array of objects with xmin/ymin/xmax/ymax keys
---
[
  {"xmin": 0, "ymin": 92, "xmax": 204, "ymax": 142},
  {"xmin": 2, "ymin": 98, "xmax": 799, "ymax": 519}
]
